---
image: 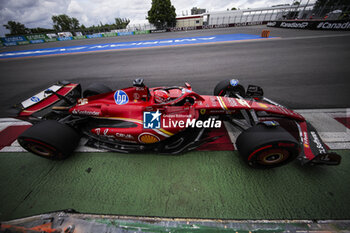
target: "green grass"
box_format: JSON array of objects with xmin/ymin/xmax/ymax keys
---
[{"xmin": 0, "ymin": 150, "xmax": 350, "ymax": 221}]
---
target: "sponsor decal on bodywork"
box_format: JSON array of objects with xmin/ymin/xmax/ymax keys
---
[
  {"xmin": 257, "ymin": 103, "xmax": 269, "ymax": 109},
  {"xmin": 114, "ymin": 90, "xmax": 129, "ymax": 105},
  {"xmin": 72, "ymin": 109, "xmax": 100, "ymax": 116},
  {"xmin": 21, "ymin": 85, "xmax": 62, "ymax": 108},
  {"xmin": 138, "ymin": 133, "xmax": 160, "ymax": 144},
  {"xmin": 77, "ymin": 98, "xmax": 88, "ymax": 105},
  {"xmin": 310, "ymin": 131, "xmax": 326, "ymax": 154},
  {"xmin": 303, "ymin": 131, "xmax": 310, "ymax": 148}
]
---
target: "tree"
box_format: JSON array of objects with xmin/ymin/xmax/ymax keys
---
[
  {"xmin": 293, "ymin": 1, "xmax": 300, "ymax": 5},
  {"xmin": 148, "ymin": 0, "xmax": 176, "ymax": 29},
  {"xmin": 52, "ymin": 14, "xmax": 80, "ymax": 31},
  {"xmin": 191, "ymin": 7, "xmax": 206, "ymax": 15},
  {"xmin": 30, "ymin": 27, "xmax": 55, "ymax": 34},
  {"xmin": 78, "ymin": 18, "xmax": 130, "ymax": 35},
  {"xmin": 115, "ymin": 18, "xmax": 130, "ymax": 29},
  {"xmin": 313, "ymin": 0, "xmax": 350, "ymax": 16},
  {"xmin": 231, "ymin": 7, "xmax": 237, "ymax": 10},
  {"xmin": 3, "ymin": 21, "xmax": 29, "ymax": 35}
]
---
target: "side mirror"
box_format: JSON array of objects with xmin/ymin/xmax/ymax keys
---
[
  {"xmin": 246, "ymin": 85, "xmax": 264, "ymax": 99},
  {"xmin": 133, "ymin": 78, "xmax": 145, "ymax": 87},
  {"xmin": 185, "ymin": 82, "xmax": 192, "ymax": 90}
]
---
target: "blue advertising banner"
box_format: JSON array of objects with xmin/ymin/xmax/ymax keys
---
[
  {"xmin": 86, "ymin": 34, "xmax": 103, "ymax": 39},
  {"xmin": 57, "ymin": 37, "xmax": 73, "ymax": 41},
  {"xmin": 117, "ymin": 31, "xmax": 134, "ymax": 36},
  {"xmin": 30, "ymin": 39, "xmax": 45, "ymax": 44},
  {"xmin": 1, "ymin": 36, "xmax": 27, "ymax": 43},
  {"xmin": 3, "ymin": 42, "xmax": 18, "ymax": 46}
]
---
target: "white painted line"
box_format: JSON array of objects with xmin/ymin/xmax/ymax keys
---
[
  {"xmin": 295, "ymin": 108, "xmax": 350, "ymax": 114},
  {"xmin": 326, "ymin": 142, "xmax": 350, "ymax": 150},
  {"xmin": 276, "ymin": 33, "xmax": 350, "ymax": 41}
]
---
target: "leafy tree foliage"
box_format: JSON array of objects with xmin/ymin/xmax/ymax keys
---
[
  {"xmin": 115, "ymin": 18, "xmax": 130, "ymax": 28},
  {"xmin": 313, "ymin": 0, "xmax": 350, "ymax": 16},
  {"xmin": 29, "ymin": 27, "xmax": 55, "ymax": 34},
  {"xmin": 148, "ymin": 0, "xmax": 176, "ymax": 29},
  {"xmin": 231, "ymin": 7, "xmax": 238, "ymax": 10},
  {"xmin": 3, "ymin": 21, "xmax": 29, "ymax": 35},
  {"xmin": 79, "ymin": 18, "xmax": 130, "ymax": 34},
  {"xmin": 191, "ymin": 7, "xmax": 206, "ymax": 15},
  {"xmin": 52, "ymin": 14, "xmax": 80, "ymax": 31}
]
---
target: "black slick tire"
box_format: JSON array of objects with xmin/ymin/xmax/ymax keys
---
[
  {"xmin": 236, "ymin": 124, "xmax": 299, "ymax": 168},
  {"xmin": 18, "ymin": 120, "xmax": 81, "ymax": 160},
  {"xmin": 214, "ymin": 79, "xmax": 245, "ymax": 97}
]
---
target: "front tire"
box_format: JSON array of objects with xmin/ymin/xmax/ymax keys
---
[
  {"xmin": 18, "ymin": 120, "xmax": 81, "ymax": 160},
  {"xmin": 236, "ymin": 123, "xmax": 299, "ymax": 168},
  {"xmin": 214, "ymin": 79, "xmax": 245, "ymax": 97}
]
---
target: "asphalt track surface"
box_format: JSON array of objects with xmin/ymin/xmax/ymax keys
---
[{"xmin": 0, "ymin": 25, "xmax": 350, "ymax": 117}]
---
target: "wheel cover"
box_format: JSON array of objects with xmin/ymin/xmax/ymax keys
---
[{"xmin": 258, "ymin": 148, "xmax": 289, "ymax": 165}]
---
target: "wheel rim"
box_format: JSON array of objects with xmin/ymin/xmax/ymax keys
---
[
  {"xmin": 258, "ymin": 148, "xmax": 289, "ymax": 165},
  {"xmin": 28, "ymin": 144, "xmax": 53, "ymax": 157}
]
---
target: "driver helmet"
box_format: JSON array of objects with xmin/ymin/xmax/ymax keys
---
[{"xmin": 154, "ymin": 90, "xmax": 170, "ymax": 103}]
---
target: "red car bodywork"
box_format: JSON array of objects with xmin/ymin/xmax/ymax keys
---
[
  {"xmin": 15, "ymin": 81, "xmax": 341, "ymax": 165},
  {"xmin": 68, "ymin": 84, "xmax": 304, "ymax": 145}
]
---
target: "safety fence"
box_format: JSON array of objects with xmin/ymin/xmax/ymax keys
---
[
  {"xmin": 267, "ymin": 20, "xmax": 350, "ymax": 30},
  {"xmin": 0, "ymin": 30, "xmax": 152, "ymax": 47},
  {"xmin": 1, "ymin": 2, "xmax": 349, "ymax": 47}
]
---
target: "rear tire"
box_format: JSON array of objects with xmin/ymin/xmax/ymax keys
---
[
  {"xmin": 18, "ymin": 120, "xmax": 81, "ymax": 160},
  {"xmin": 83, "ymin": 83, "xmax": 113, "ymax": 97},
  {"xmin": 214, "ymin": 79, "xmax": 245, "ymax": 97},
  {"xmin": 236, "ymin": 124, "xmax": 299, "ymax": 168}
]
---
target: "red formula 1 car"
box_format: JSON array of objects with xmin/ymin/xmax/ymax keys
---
[{"xmin": 13, "ymin": 78, "xmax": 341, "ymax": 168}]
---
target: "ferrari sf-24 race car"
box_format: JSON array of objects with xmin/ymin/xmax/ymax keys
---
[{"xmin": 13, "ymin": 79, "xmax": 341, "ymax": 168}]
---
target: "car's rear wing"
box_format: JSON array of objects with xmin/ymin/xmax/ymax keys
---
[{"xmin": 14, "ymin": 81, "xmax": 81, "ymax": 119}]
